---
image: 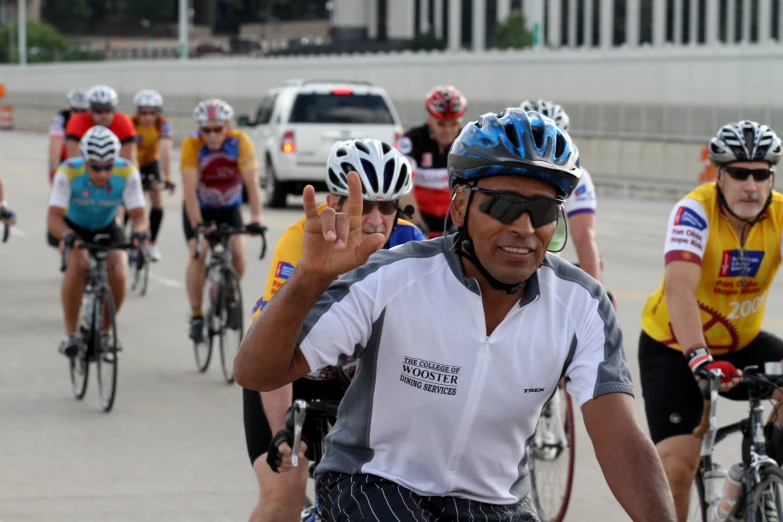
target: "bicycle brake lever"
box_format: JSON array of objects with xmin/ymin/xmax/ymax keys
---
[{"xmin": 291, "ymin": 399, "xmax": 308, "ymax": 468}]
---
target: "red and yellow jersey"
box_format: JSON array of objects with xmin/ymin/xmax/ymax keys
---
[
  {"xmin": 180, "ymin": 128, "xmax": 258, "ymax": 209},
  {"xmin": 132, "ymin": 115, "xmax": 172, "ymax": 167},
  {"xmin": 642, "ymin": 182, "xmax": 783, "ymax": 354}
]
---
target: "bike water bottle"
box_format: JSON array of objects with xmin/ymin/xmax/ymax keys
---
[
  {"xmin": 79, "ymin": 293, "xmax": 95, "ymax": 331},
  {"xmin": 711, "ymin": 463, "xmax": 743, "ymax": 522},
  {"xmin": 704, "ymin": 466, "xmax": 728, "ymax": 521}
]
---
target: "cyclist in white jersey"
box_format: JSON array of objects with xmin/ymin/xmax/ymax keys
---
[{"xmin": 236, "ymin": 108, "xmax": 676, "ymax": 521}]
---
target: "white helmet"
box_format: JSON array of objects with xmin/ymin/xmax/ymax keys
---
[
  {"xmin": 520, "ymin": 99, "xmax": 570, "ymax": 132},
  {"xmin": 79, "ymin": 126, "xmax": 121, "ymax": 163},
  {"xmin": 133, "ymin": 89, "xmax": 163, "ymax": 109},
  {"xmin": 326, "ymin": 139, "xmax": 413, "ymax": 201},
  {"xmin": 709, "ymin": 120, "xmax": 783, "ymax": 168},
  {"xmin": 66, "ymin": 88, "xmax": 89, "ymax": 110},
  {"xmin": 86, "ymin": 84, "xmax": 119, "ymax": 107},
  {"xmin": 193, "ymin": 98, "xmax": 234, "ymax": 124}
]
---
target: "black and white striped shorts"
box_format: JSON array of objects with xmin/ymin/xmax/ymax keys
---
[{"xmin": 316, "ymin": 472, "xmax": 540, "ymax": 522}]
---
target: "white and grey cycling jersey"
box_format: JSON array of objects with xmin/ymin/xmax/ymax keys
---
[{"xmin": 298, "ymin": 235, "xmax": 633, "ymax": 505}]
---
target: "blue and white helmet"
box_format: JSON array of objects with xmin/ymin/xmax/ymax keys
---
[{"xmin": 448, "ymin": 108, "xmax": 581, "ymax": 198}]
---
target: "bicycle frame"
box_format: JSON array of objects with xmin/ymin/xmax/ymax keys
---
[
  {"xmin": 533, "ymin": 381, "xmax": 569, "ymax": 455},
  {"xmin": 695, "ymin": 364, "xmax": 783, "ymax": 521}
]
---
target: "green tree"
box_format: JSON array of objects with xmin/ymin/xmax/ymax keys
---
[
  {"xmin": 490, "ymin": 12, "xmax": 534, "ymax": 50},
  {"xmin": 0, "ymin": 21, "xmax": 103, "ymax": 63},
  {"xmin": 409, "ymin": 29, "xmax": 446, "ymax": 51},
  {"xmin": 41, "ymin": 0, "xmax": 92, "ymax": 34}
]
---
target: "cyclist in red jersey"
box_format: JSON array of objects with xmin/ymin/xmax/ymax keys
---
[
  {"xmin": 48, "ymin": 89, "xmax": 89, "ymax": 184},
  {"xmin": 65, "ymin": 85, "xmax": 138, "ymax": 165},
  {"xmin": 397, "ymin": 85, "xmax": 467, "ymax": 238}
]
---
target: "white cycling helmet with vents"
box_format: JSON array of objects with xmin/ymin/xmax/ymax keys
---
[
  {"xmin": 709, "ymin": 120, "xmax": 783, "ymax": 168},
  {"xmin": 520, "ymin": 99, "xmax": 571, "ymax": 132},
  {"xmin": 326, "ymin": 139, "xmax": 413, "ymax": 201},
  {"xmin": 79, "ymin": 126, "xmax": 121, "ymax": 163},
  {"xmin": 193, "ymin": 98, "xmax": 234, "ymax": 124},
  {"xmin": 66, "ymin": 88, "xmax": 89, "ymax": 110},
  {"xmin": 133, "ymin": 89, "xmax": 163, "ymax": 109},
  {"xmin": 86, "ymin": 84, "xmax": 119, "ymax": 107}
]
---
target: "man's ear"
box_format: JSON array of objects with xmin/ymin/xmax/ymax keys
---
[{"xmin": 450, "ymin": 185, "xmax": 469, "ymax": 228}]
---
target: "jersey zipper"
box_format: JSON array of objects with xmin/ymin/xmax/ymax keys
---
[{"xmin": 448, "ymin": 336, "xmax": 491, "ymax": 479}]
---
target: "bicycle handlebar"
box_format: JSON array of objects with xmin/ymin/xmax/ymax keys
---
[
  {"xmin": 60, "ymin": 238, "xmax": 135, "ymax": 273},
  {"xmin": 192, "ymin": 222, "xmax": 268, "ymax": 260},
  {"xmin": 288, "ymin": 399, "xmax": 340, "ymax": 468}
]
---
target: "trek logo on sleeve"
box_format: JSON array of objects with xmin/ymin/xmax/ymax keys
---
[
  {"xmin": 674, "ymin": 206, "xmax": 707, "ymax": 231},
  {"xmin": 719, "ymin": 250, "xmax": 765, "ymax": 277},
  {"xmin": 275, "ymin": 261, "xmax": 295, "ymax": 280}
]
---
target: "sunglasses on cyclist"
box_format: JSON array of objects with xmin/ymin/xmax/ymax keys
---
[
  {"xmin": 138, "ymin": 110, "xmax": 159, "ymax": 116},
  {"xmin": 88, "ymin": 163, "xmax": 113, "ymax": 172},
  {"xmin": 71, "ymin": 109, "xmax": 87, "ymax": 114},
  {"xmin": 337, "ymin": 198, "xmax": 399, "ymax": 216},
  {"xmin": 468, "ymin": 186, "xmax": 563, "ymax": 228},
  {"xmin": 200, "ymin": 126, "xmax": 225, "ymax": 135},
  {"xmin": 90, "ymin": 107, "xmax": 114, "ymax": 115},
  {"xmin": 433, "ymin": 118, "xmax": 462, "ymax": 129},
  {"xmin": 723, "ymin": 167, "xmax": 774, "ymax": 182}
]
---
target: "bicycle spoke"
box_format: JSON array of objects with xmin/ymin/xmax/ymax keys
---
[
  {"xmin": 219, "ymin": 269, "xmax": 243, "ymax": 384},
  {"xmin": 95, "ymin": 289, "xmax": 119, "ymax": 413}
]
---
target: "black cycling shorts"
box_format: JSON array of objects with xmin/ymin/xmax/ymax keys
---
[
  {"xmin": 139, "ymin": 161, "xmax": 161, "ymax": 191},
  {"xmin": 48, "ymin": 217, "xmax": 126, "ymax": 249},
  {"xmin": 316, "ymin": 472, "xmax": 539, "ymax": 522},
  {"xmin": 639, "ymin": 330, "xmax": 783, "ymax": 444},
  {"xmin": 242, "ymin": 378, "xmax": 346, "ymax": 466},
  {"xmin": 182, "ymin": 204, "xmax": 243, "ymax": 241}
]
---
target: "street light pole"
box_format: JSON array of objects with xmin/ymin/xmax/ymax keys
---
[
  {"xmin": 178, "ymin": 0, "xmax": 188, "ymax": 59},
  {"xmin": 18, "ymin": 0, "xmax": 26, "ymax": 65}
]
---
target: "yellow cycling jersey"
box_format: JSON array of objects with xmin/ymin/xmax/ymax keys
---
[
  {"xmin": 251, "ymin": 203, "xmax": 424, "ymax": 322},
  {"xmin": 642, "ymin": 182, "xmax": 783, "ymax": 355},
  {"xmin": 132, "ymin": 115, "xmax": 172, "ymax": 167}
]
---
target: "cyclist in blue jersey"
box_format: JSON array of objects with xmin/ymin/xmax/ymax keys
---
[
  {"xmin": 241, "ymin": 139, "xmax": 423, "ymax": 522},
  {"xmin": 47, "ymin": 126, "xmax": 149, "ymax": 358}
]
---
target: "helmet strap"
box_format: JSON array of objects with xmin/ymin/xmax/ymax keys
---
[{"xmin": 451, "ymin": 183, "xmax": 527, "ymax": 295}]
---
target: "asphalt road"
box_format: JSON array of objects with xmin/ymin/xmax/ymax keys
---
[{"xmin": 2, "ymin": 131, "xmax": 783, "ymax": 522}]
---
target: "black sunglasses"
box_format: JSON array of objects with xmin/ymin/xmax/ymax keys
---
[
  {"xmin": 138, "ymin": 110, "xmax": 159, "ymax": 116},
  {"xmin": 90, "ymin": 107, "xmax": 114, "ymax": 114},
  {"xmin": 337, "ymin": 198, "xmax": 399, "ymax": 216},
  {"xmin": 469, "ymin": 186, "xmax": 563, "ymax": 228},
  {"xmin": 723, "ymin": 167, "xmax": 774, "ymax": 182},
  {"xmin": 88, "ymin": 163, "xmax": 113, "ymax": 172},
  {"xmin": 71, "ymin": 109, "xmax": 87, "ymax": 114},
  {"xmin": 200, "ymin": 126, "xmax": 225, "ymax": 135}
]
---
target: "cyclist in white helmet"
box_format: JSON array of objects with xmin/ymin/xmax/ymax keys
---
[
  {"xmin": 48, "ymin": 126, "xmax": 148, "ymax": 358},
  {"xmin": 48, "ymin": 88, "xmax": 89, "ymax": 184},
  {"xmin": 241, "ymin": 138, "xmax": 424, "ymax": 522},
  {"xmin": 132, "ymin": 89, "xmax": 173, "ymax": 261},
  {"xmin": 520, "ymin": 99, "xmax": 616, "ymax": 309},
  {"xmin": 182, "ymin": 98, "xmax": 265, "ymax": 342},
  {"xmin": 65, "ymin": 84, "xmax": 138, "ymax": 165}
]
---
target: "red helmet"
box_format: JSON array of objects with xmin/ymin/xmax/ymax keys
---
[{"xmin": 425, "ymin": 85, "xmax": 467, "ymax": 120}]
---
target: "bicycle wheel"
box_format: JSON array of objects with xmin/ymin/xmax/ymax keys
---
[
  {"xmin": 529, "ymin": 379, "xmax": 575, "ymax": 522},
  {"xmin": 69, "ymin": 337, "xmax": 89, "ymax": 400},
  {"xmin": 749, "ymin": 465, "xmax": 783, "ymax": 521},
  {"xmin": 687, "ymin": 471, "xmax": 706, "ymax": 522},
  {"xmin": 94, "ymin": 287, "xmax": 119, "ymax": 413},
  {"xmin": 219, "ymin": 268, "xmax": 243, "ymax": 384},
  {"xmin": 139, "ymin": 248, "xmax": 149, "ymax": 297},
  {"xmin": 193, "ymin": 279, "xmax": 213, "ymax": 373}
]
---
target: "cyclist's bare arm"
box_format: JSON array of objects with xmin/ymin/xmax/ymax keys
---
[
  {"xmin": 120, "ymin": 141, "xmax": 138, "ymax": 167},
  {"xmin": 583, "ymin": 393, "xmax": 677, "ymax": 522},
  {"xmin": 127, "ymin": 206, "xmax": 148, "ymax": 233},
  {"xmin": 159, "ymin": 138, "xmax": 173, "ymax": 184},
  {"xmin": 240, "ymin": 167, "xmax": 263, "ymax": 220},
  {"xmin": 65, "ymin": 139, "xmax": 80, "ymax": 160},
  {"xmin": 570, "ymin": 212, "xmax": 601, "ymax": 281},
  {"xmin": 261, "ymin": 385, "xmax": 294, "ymax": 435},
  {"xmin": 124, "ymin": 170, "xmax": 148, "ymax": 233},
  {"xmin": 47, "ymin": 206, "xmax": 70, "ymax": 239},
  {"xmin": 664, "ymin": 261, "xmax": 706, "ymax": 350},
  {"xmin": 236, "ymin": 268, "xmax": 330, "ymax": 391},
  {"xmin": 48, "ymin": 137, "xmax": 63, "ymax": 173},
  {"xmin": 182, "ymin": 168, "xmax": 203, "ymax": 229}
]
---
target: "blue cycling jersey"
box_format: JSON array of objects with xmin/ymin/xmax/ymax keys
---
[
  {"xmin": 386, "ymin": 220, "xmax": 426, "ymax": 248},
  {"xmin": 48, "ymin": 157, "xmax": 145, "ymax": 231}
]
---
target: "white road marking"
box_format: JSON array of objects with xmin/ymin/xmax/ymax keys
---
[
  {"xmin": 148, "ymin": 273, "xmax": 184, "ymax": 288},
  {"xmin": 10, "ymin": 227, "xmax": 27, "ymax": 237}
]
